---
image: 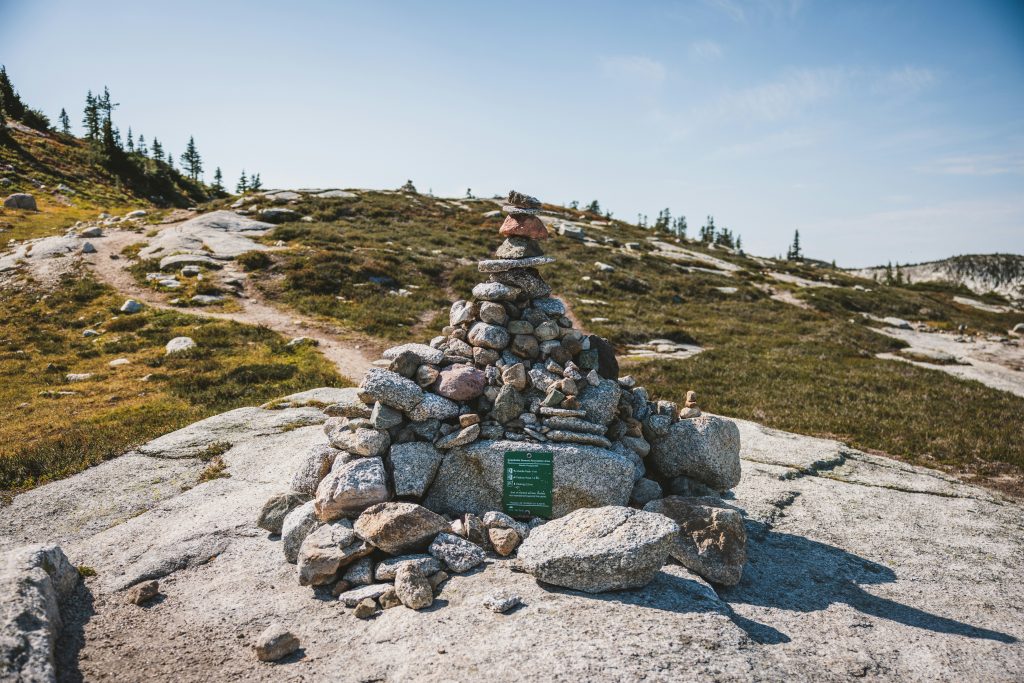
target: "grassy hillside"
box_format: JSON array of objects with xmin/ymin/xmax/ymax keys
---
[
  {"xmin": 0, "ymin": 124, "xmax": 206, "ymax": 241},
  {"xmin": 219, "ymin": 189, "xmax": 1024, "ymax": 496},
  {"xmin": 0, "ymin": 269, "xmax": 344, "ymax": 497}
]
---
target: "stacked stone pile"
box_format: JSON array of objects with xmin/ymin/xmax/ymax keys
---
[{"xmin": 257, "ymin": 190, "xmax": 746, "ymax": 620}]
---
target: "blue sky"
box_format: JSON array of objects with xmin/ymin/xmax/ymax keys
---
[{"xmin": 2, "ymin": 0, "xmax": 1022, "ymax": 266}]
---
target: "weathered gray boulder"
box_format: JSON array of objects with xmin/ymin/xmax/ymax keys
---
[
  {"xmin": 359, "ymin": 369, "xmax": 424, "ymax": 412},
  {"xmin": 373, "ymin": 554, "xmax": 443, "ymax": 581},
  {"xmin": 290, "ymin": 444, "xmax": 338, "ymax": 497},
  {"xmin": 259, "ymin": 207, "xmax": 301, "ymax": 223},
  {"xmin": 382, "ymin": 343, "xmax": 444, "ymax": 366},
  {"xmin": 468, "ymin": 322, "xmax": 510, "ymax": 350},
  {"xmin": 257, "ymin": 491, "xmax": 310, "ymax": 535},
  {"xmin": 3, "ymin": 192, "xmax": 37, "ymax": 210},
  {"xmin": 577, "ymin": 379, "xmax": 621, "ymax": 425},
  {"xmin": 322, "ymin": 387, "xmax": 373, "ymax": 418},
  {"xmin": 281, "ymin": 500, "xmax": 321, "ymax": 563},
  {"xmin": 390, "ymin": 442, "xmax": 443, "ymax": 498},
  {"xmin": 644, "ymin": 496, "xmax": 747, "ymax": 586},
  {"xmin": 1, "ymin": 544, "xmax": 79, "ymax": 682},
  {"xmin": 648, "ymin": 415, "xmax": 741, "ymax": 490},
  {"xmin": 297, "ymin": 520, "xmax": 372, "ymax": 586},
  {"xmin": 423, "ymin": 440, "xmax": 633, "ymax": 518},
  {"xmin": 429, "ymin": 533, "xmax": 485, "ymax": 573},
  {"xmin": 406, "ymin": 392, "xmax": 459, "ymax": 422},
  {"xmin": 516, "ymin": 506, "xmax": 679, "ymax": 592},
  {"xmin": 314, "ymin": 457, "xmax": 389, "ymax": 521},
  {"xmin": 353, "ymin": 502, "xmax": 450, "ymax": 555},
  {"xmin": 325, "ymin": 419, "xmax": 390, "ymax": 457},
  {"xmin": 165, "ymin": 336, "xmax": 196, "ymax": 355}
]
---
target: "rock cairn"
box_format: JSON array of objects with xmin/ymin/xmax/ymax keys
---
[{"xmin": 258, "ymin": 191, "xmax": 746, "ymax": 619}]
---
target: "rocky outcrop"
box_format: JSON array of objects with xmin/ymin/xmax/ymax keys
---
[{"xmin": 1, "ymin": 544, "xmax": 79, "ymax": 682}]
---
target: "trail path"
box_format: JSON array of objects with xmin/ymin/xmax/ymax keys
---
[{"xmin": 82, "ymin": 228, "xmax": 376, "ymax": 383}]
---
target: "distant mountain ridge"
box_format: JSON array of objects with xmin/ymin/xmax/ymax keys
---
[{"xmin": 849, "ymin": 254, "xmax": 1024, "ymax": 302}]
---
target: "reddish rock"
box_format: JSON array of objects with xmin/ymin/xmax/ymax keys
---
[
  {"xmin": 433, "ymin": 364, "xmax": 486, "ymax": 401},
  {"xmin": 499, "ymin": 215, "xmax": 549, "ymax": 240}
]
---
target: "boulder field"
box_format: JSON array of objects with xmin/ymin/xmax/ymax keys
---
[{"xmin": 1, "ymin": 392, "xmax": 1022, "ymax": 681}]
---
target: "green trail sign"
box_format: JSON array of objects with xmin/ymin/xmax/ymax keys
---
[{"xmin": 503, "ymin": 450, "xmax": 554, "ymax": 519}]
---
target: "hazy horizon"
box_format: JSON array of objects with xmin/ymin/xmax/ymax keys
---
[{"xmin": 2, "ymin": 0, "xmax": 1022, "ymax": 267}]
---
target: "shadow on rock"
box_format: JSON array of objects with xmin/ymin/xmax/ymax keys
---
[
  {"xmin": 720, "ymin": 520, "xmax": 1017, "ymax": 645},
  {"xmin": 55, "ymin": 579, "xmax": 96, "ymax": 683}
]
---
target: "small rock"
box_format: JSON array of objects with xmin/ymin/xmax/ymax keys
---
[
  {"xmin": 282, "ymin": 501, "xmax": 321, "ymax": 563},
  {"xmin": 3, "ymin": 193, "xmax": 37, "ymax": 210},
  {"xmin": 353, "ymin": 598, "xmax": 379, "ymax": 619},
  {"xmin": 644, "ymin": 496, "xmax": 747, "ymax": 586},
  {"xmin": 647, "ymin": 415, "xmax": 742, "ymax": 491},
  {"xmin": 468, "ymin": 322, "xmax": 511, "ymax": 351},
  {"xmin": 165, "ymin": 336, "xmax": 196, "ymax": 355},
  {"xmin": 629, "ymin": 478, "xmax": 663, "ymax": 507},
  {"xmin": 482, "ymin": 592, "xmax": 522, "ymax": 614},
  {"xmin": 488, "ymin": 527, "xmax": 521, "ymax": 556},
  {"xmin": 120, "ymin": 299, "xmax": 143, "ymax": 314},
  {"xmin": 429, "ymin": 532, "xmax": 485, "ymax": 573},
  {"xmin": 325, "ymin": 419, "xmax": 390, "ymax": 457},
  {"xmin": 499, "ymin": 214, "xmax": 548, "ymax": 240},
  {"xmin": 290, "ymin": 444, "xmax": 338, "ymax": 497},
  {"xmin": 342, "ymin": 557, "xmax": 374, "ymax": 586},
  {"xmin": 359, "ymin": 368, "xmax": 424, "ymax": 412},
  {"xmin": 379, "ymin": 587, "xmax": 402, "ymax": 609},
  {"xmin": 254, "ymin": 623, "xmax": 299, "ymax": 662},
  {"xmin": 297, "ymin": 521, "xmax": 373, "ymax": 586},
  {"xmin": 435, "ymin": 423, "xmax": 480, "ymax": 449},
  {"xmin": 395, "ymin": 564, "xmax": 434, "ymax": 610},
  {"xmin": 390, "ymin": 442, "xmax": 444, "ymax": 498},
  {"xmin": 374, "ymin": 554, "xmax": 443, "ymax": 581},
  {"xmin": 258, "ymin": 491, "xmax": 310, "ymax": 535},
  {"xmin": 125, "ymin": 580, "xmax": 159, "ymax": 605},
  {"xmin": 472, "ymin": 282, "xmax": 522, "ymax": 301},
  {"xmin": 314, "ymin": 457, "xmax": 389, "ymax": 521}
]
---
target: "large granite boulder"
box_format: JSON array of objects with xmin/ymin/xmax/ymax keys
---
[
  {"xmin": 353, "ymin": 502, "xmax": 449, "ymax": 555},
  {"xmin": 516, "ymin": 506, "xmax": 679, "ymax": 592},
  {"xmin": 644, "ymin": 496, "xmax": 747, "ymax": 586},
  {"xmin": 421, "ymin": 440, "xmax": 634, "ymax": 518},
  {"xmin": 648, "ymin": 415, "xmax": 741, "ymax": 491}
]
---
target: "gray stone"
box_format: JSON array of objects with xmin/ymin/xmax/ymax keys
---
[
  {"xmin": 478, "ymin": 301, "xmax": 509, "ymax": 325},
  {"xmin": 490, "ymin": 268, "xmax": 551, "ymax": 299},
  {"xmin": 482, "ymin": 592, "xmax": 523, "ymax": 613},
  {"xmin": 495, "ymin": 237, "xmax": 543, "ymax": 259},
  {"xmin": 382, "ymin": 343, "xmax": 444, "ymax": 366},
  {"xmin": 359, "ymin": 369, "xmax": 424, "ymax": 412},
  {"xmin": 259, "ymin": 207, "xmax": 301, "ymax": 223},
  {"xmin": 341, "ymin": 557, "xmax": 374, "ymax": 586},
  {"xmin": 449, "ymin": 300, "xmax": 476, "ymax": 326},
  {"xmin": 481, "ymin": 511, "xmax": 530, "ymax": 539},
  {"xmin": 546, "ymin": 430, "xmax": 612, "ymax": 448},
  {"xmin": 395, "ymin": 564, "xmax": 434, "ymax": 609},
  {"xmin": 370, "ymin": 402, "xmax": 404, "ymax": 429},
  {"xmin": 432, "ymin": 366, "xmax": 486, "ymax": 404},
  {"xmin": 644, "ymin": 496, "xmax": 747, "ymax": 586},
  {"xmin": 422, "ymin": 439, "xmax": 634, "ymax": 518},
  {"xmin": 406, "ymin": 392, "xmax": 459, "ymax": 422},
  {"xmin": 374, "ymin": 554, "xmax": 443, "ymax": 581},
  {"xmin": 578, "ymin": 379, "xmax": 622, "ymax": 425},
  {"xmin": 297, "ymin": 520, "xmax": 373, "ymax": 585},
  {"xmin": 281, "ymin": 500, "xmax": 321, "ymax": 563},
  {"xmin": 472, "ymin": 282, "xmax": 522, "ymax": 301},
  {"xmin": 501, "ymin": 363, "xmax": 528, "ymax": 391},
  {"xmin": 488, "ymin": 527, "xmax": 521, "ymax": 556},
  {"xmin": 468, "ymin": 322, "xmax": 510, "ymax": 351},
  {"xmin": 165, "ymin": 336, "xmax": 196, "ymax": 355},
  {"xmin": 325, "ymin": 420, "xmax": 390, "ymax": 458},
  {"xmin": 353, "ymin": 502, "xmax": 450, "ymax": 555},
  {"xmin": 158, "ymin": 253, "xmax": 225, "ymax": 271},
  {"xmin": 491, "ymin": 384, "xmax": 524, "ymax": 424},
  {"xmin": 314, "ymin": 457, "xmax": 389, "ymax": 521},
  {"xmin": 290, "ymin": 444, "xmax": 338, "ymax": 497},
  {"xmin": 543, "ymin": 416, "xmax": 606, "ymax": 435},
  {"xmin": 119, "ymin": 299, "xmax": 143, "ymax": 314},
  {"xmin": 648, "ymin": 415, "xmax": 742, "ymax": 491},
  {"xmin": 353, "ymin": 598, "xmax": 379, "ymax": 619},
  {"xmin": 336, "ymin": 583, "xmax": 391, "ymax": 607},
  {"xmin": 0, "ymin": 544, "xmax": 78, "ymax": 682},
  {"xmin": 435, "ymin": 424, "xmax": 480, "ymax": 449},
  {"xmin": 429, "ymin": 532, "xmax": 486, "ymax": 573},
  {"xmin": 516, "ymin": 506, "xmax": 678, "ymax": 592},
  {"xmin": 478, "ymin": 256, "xmax": 556, "ymax": 273},
  {"xmin": 3, "ymin": 192, "xmax": 37, "ymax": 210},
  {"xmin": 390, "ymin": 442, "xmax": 444, "ymax": 498},
  {"xmin": 630, "ymin": 478, "xmax": 663, "ymax": 507},
  {"xmin": 257, "ymin": 491, "xmax": 309, "ymax": 535},
  {"xmin": 532, "ymin": 298, "xmax": 566, "ymax": 316},
  {"xmin": 254, "ymin": 622, "xmax": 299, "ymax": 662}
]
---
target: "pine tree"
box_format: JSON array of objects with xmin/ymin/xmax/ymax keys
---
[
  {"xmin": 97, "ymin": 86, "xmax": 117, "ymax": 124},
  {"xmin": 788, "ymin": 230, "xmax": 802, "ymax": 260},
  {"xmin": 137, "ymin": 134, "xmax": 148, "ymax": 156},
  {"xmin": 237, "ymin": 170, "xmax": 249, "ymax": 193},
  {"xmin": 82, "ymin": 90, "xmax": 100, "ymax": 140},
  {"xmin": 700, "ymin": 216, "xmax": 716, "ymax": 243},
  {"xmin": 59, "ymin": 108, "xmax": 71, "ymax": 135},
  {"xmin": 150, "ymin": 137, "xmax": 163, "ymax": 160},
  {"xmin": 672, "ymin": 216, "xmax": 687, "ymax": 239},
  {"xmin": 212, "ymin": 167, "xmax": 224, "ymax": 193},
  {"xmin": 166, "ymin": 151, "xmax": 174, "ymax": 169},
  {"xmin": 125, "ymin": 127, "xmax": 134, "ymax": 152},
  {"xmin": 0, "ymin": 105, "xmax": 6, "ymax": 137},
  {"xmin": 736, "ymin": 236, "xmax": 743, "ymax": 251},
  {"xmin": 0, "ymin": 66, "xmax": 26, "ymax": 120},
  {"xmin": 569, "ymin": 200, "xmax": 579, "ymax": 210},
  {"xmin": 586, "ymin": 200, "xmax": 601, "ymax": 214},
  {"xmin": 249, "ymin": 173, "xmax": 263, "ymax": 191},
  {"xmin": 654, "ymin": 208, "xmax": 671, "ymax": 233},
  {"xmin": 180, "ymin": 136, "xmax": 203, "ymax": 180}
]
